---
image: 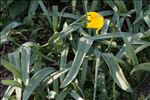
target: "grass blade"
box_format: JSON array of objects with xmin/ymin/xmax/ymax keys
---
[
  {"xmin": 79, "ymin": 58, "xmax": 88, "ymax": 88},
  {"xmin": 93, "ymin": 49, "xmax": 101, "ymax": 100},
  {"xmin": 102, "ymin": 53, "xmax": 132, "ymax": 93},
  {"xmin": 2, "ymin": 80, "xmax": 22, "ymax": 88},
  {"xmin": 104, "ymin": 1, "xmax": 118, "ymax": 13},
  {"xmin": 56, "ymin": 88, "xmax": 71, "ymax": 100},
  {"xmin": 69, "ymin": 91, "xmax": 84, "ymax": 100},
  {"xmin": 20, "ymin": 47, "xmax": 31, "ymax": 86},
  {"xmin": 97, "ymin": 72, "xmax": 108, "ymax": 99},
  {"xmin": 40, "ymin": 69, "xmax": 69, "ymax": 92},
  {"xmin": 8, "ymin": 52, "xmax": 20, "ymax": 69},
  {"xmin": 133, "ymin": 0, "xmax": 142, "ymax": 17},
  {"xmin": 90, "ymin": 0, "xmax": 98, "ymax": 11},
  {"xmin": 23, "ymin": 67, "xmax": 56, "ymax": 100},
  {"xmin": 25, "ymin": 0, "xmax": 38, "ymax": 24},
  {"xmin": 8, "ymin": 51, "xmax": 22, "ymax": 100},
  {"xmin": 131, "ymin": 63, "xmax": 150, "ymax": 74},
  {"xmin": 52, "ymin": 6, "xmax": 58, "ymax": 32},
  {"xmin": 60, "ymin": 24, "xmax": 81, "ymax": 38},
  {"xmin": 60, "ymin": 37, "xmax": 93, "ymax": 88},
  {"xmin": 60, "ymin": 47, "xmax": 69, "ymax": 82},
  {"xmin": 101, "ymin": 19, "xmax": 110, "ymax": 35},
  {"xmin": 71, "ymin": 0, "xmax": 76, "ymax": 12},
  {"xmin": 122, "ymin": 34, "xmax": 139, "ymax": 65},
  {"xmin": 1, "ymin": 59, "xmax": 22, "ymax": 79},
  {"xmin": 114, "ymin": 0, "xmax": 127, "ymax": 13},
  {"xmin": 135, "ymin": 43, "xmax": 150, "ymax": 54},
  {"xmin": 0, "ymin": 22, "xmax": 22, "ymax": 43},
  {"xmin": 2, "ymin": 86, "xmax": 15, "ymax": 100},
  {"xmin": 38, "ymin": 0, "xmax": 52, "ymax": 26}
]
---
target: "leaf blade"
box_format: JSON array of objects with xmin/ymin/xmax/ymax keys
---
[
  {"xmin": 23, "ymin": 67, "xmax": 56, "ymax": 100},
  {"xmin": 102, "ymin": 53, "xmax": 132, "ymax": 93},
  {"xmin": 60, "ymin": 37, "xmax": 93, "ymax": 88}
]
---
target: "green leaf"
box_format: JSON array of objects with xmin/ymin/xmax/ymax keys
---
[
  {"xmin": 122, "ymin": 34, "xmax": 139, "ymax": 65},
  {"xmin": 97, "ymin": 72, "xmax": 108, "ymax": 99},
  {"xmin": 38, "ymin": 0, "xmax": 52, "ymax": 26},
  {"xmin": 1, "ymin": 59, "xmax": 22, "ymax": 79},
  {"xmin": 83, "ymin": 0, "xmax": 88, "ymax": 12},
  {"xmin": 90, "ymin": 32, "xmax": 133, "ymax": 41},
  {"xmin": 33, "ymin": 55, "xmax": 41, "ymax": 73},
  {"xmin": 2, "ymin": 86, "xmax": 15, "ymax": 100},
  {"xmin": 2, "ymin": 80, "xmax": 22, "ymax": 88},
  {"xmin": 105, "ymin": 1, "xmax": 118, "ymax": 13},
  {"xmin": 23, "ymin": 67, "xmax": 56, "ymax": 100},
  {"xmin": 90, "ymin": 0, "xmax": 98, "ymax": 11},
  {"xmin": 8, "ymin": 0, "xmax": 29, "ymax": 19},
  {"xmin": 114, "ymin": 0, "xmax": 127, "ymax": 13},
  {"xmin": 53, "ymin": 79, "xmax": 59, "ymax": 93},
  {"xmin": 25, "ymin": 0, "xmax": 38, "ymax": 24},
  {"xmin": 71, "ymin": 0, "xmax": 76, "ymax": 11},
  {"xmin": 60, "ymin": 47, "xmax": 69, "ymax": 82},
  {"xmin": 145, "ymin": 94, "xmax": 150, "ymax": 100},
  {"xmin": 135, "ymin": 43, "xmax": 150, "ymax": 54},
  {"xmin": 40, "ymin": 68, "xmax": 69, "ymax": 92},
  {"xmin": 52, "ymin": 6, "xmax": 58, "ymax": 32},
  {"xmin": 93, "ymin": 49, "xmax": 101, "ymax": 100},
  {"xmin": 60, "ymin": 23, "xmax": 81, "ymax": 38},
  {"xmin": 116, "ymin": 46, "xmax": 126, "ymax": 59},
  {"xmin": 126, "ymin": 18, "xmax": 132, "ymax": 32},
  {"xmin": 102, "ymin": 53, "xmax": 133, "ymax": 93},
  {"xmin": 133, "ymin": 0, "xmax": 142, "ymax": 17},
  {"xmin": 101, "ymin": 10, "xmax": 113, "ymax": 16},
  {"xmin": 8, "ymin": 51, "xmax": 20, "ymax": 69},
  {"xmin": 101, "ymin": 19, "xmax": 110, "ymax": 35},
  {"xmin": 0, "ymin": 0, "xmax": 13, "ymax": 10},
  {"xmin": 8, "ymin": 51, "xmax": 22, "ymax": 99},
  {"xmin": 118, "ymin": 17, "xmax": 125, "ymax": 29},
  {"xmin": 31, "ymin": 48, "xmax": 57, "ymax": 63},
  {"xmin": 78, "ymin": 28, "xmax": 90, "ymax": 37},
  {"xmin": 0, "ymin": 22, "xmax": 22, "ymax": 43},
  {"xmin": 59, "ymin": 12, "xmax": 79, "ymax": 19},
  {"xmin": 79, "ymin": 58, "xmax": 88, "ymax": 88},
  {"xmin": 20, "ymin": 47, "xmax": 31, "ymax": 86},
  {"xmin": 131, "ymin": 63, "xmax": 150, "ymax": 74},
  {"xmin": 28, "ymin": 1, "xmax": 38, "ymax": 18},
  {"xmin": 69, "ymin": 91, "xmax": 84, "ymax": 100},
  {"xmin": 60, "ymin": 37, "xmax": 93, "ymax": 88},
  {"xmin": 132, "ymin": 12, "xmax": 143, "ymax": 25},
  {"xmin": 144, "ymin": 14, "xmax": 150, "ymax": 28},
  {"xmin": 56, "ymin": 88, "xmax": 71, "ymax": 100}
]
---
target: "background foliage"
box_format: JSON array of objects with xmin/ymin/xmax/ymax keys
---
[{"xmin": 0, "ymin": 0, "xmax": 150, "ymax": 100}]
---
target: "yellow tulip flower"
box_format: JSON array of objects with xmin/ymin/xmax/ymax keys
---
[{"xmin": 86, "ymin": 12, "xmax": 104, "ymax": 34}]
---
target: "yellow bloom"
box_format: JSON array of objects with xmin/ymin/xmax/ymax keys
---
[{"xmin": 86, "ymin": 12, "xmax": 104, "ymax": 34}]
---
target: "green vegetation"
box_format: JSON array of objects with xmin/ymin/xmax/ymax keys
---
[{"xmin": 0, "ymin": 0, "xmax": 150, "ymax": 100}]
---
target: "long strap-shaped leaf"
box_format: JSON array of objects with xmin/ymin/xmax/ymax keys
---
[
  {"xmin": 1, "ymin": 22, "xmax": 22, "ymax": 43},
  {"xmin": 60, "ymin": 37, "xmax": 93, "ymax": 88},
  {"xmin": 1, "ymin": 59, "xmax": 22, "ymax": 79},
  {"xmin": 8, "ymin": 51, "xmax": 22, "ymax": 100},
  {"xmin": 2, "ymin": 86, "xmax": 15, "ymax": 100},
  {"xmin": 38, "ymin": 0, "xmax": 52, "ymax": 26},
  {"xmin": 102, "ymin": 53, "xmax": 133, "ymax": 93},
  {"xmin": 2, "ymin": 80, "xmax": 22, "ymax": 88},
  {"xmin": 131, "ymin": 63, "xmax": 150, "ymax": 74},
  {"xmin": 21, "ymin": 47, "xmax": 31, "ymax": 86},
  {"xmin": 23, "ymin": 67, "xmax": 56, "ymax": 100},
  {"xmin": 122, "ymin": 34, "xmax": 139, "ymax": 65},
  {"xmin": 93, "ymin": 49, "xmax": 101, "ymax": 100}
]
